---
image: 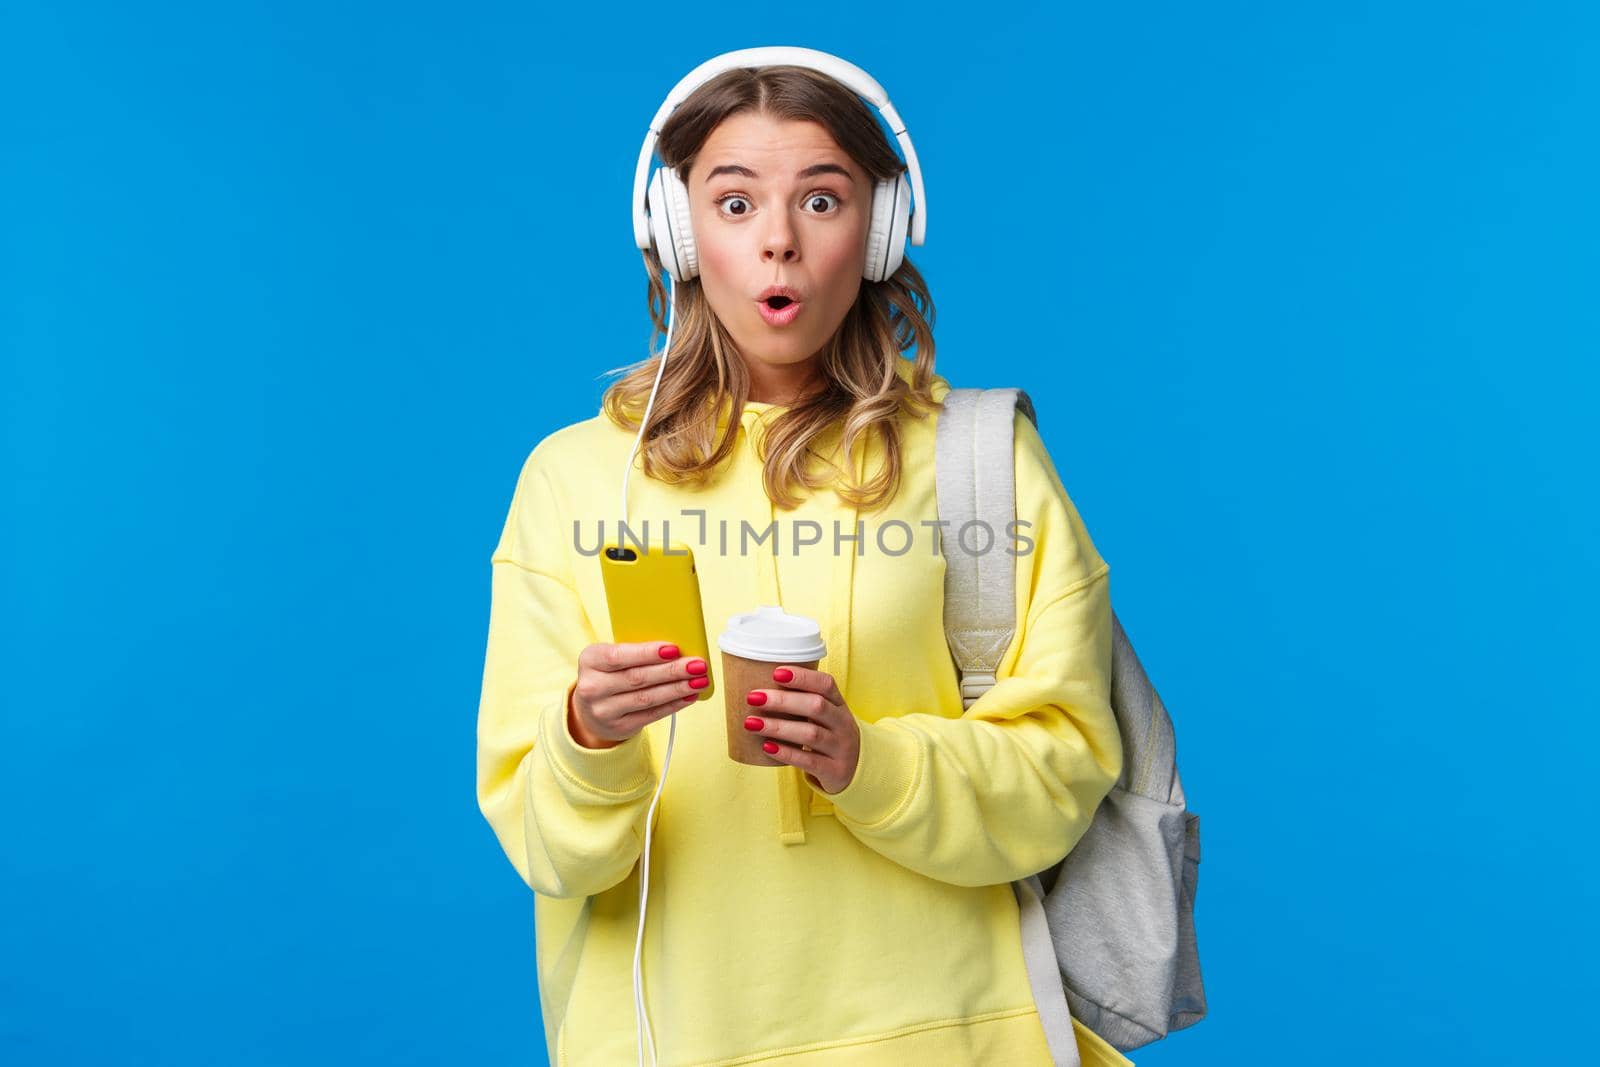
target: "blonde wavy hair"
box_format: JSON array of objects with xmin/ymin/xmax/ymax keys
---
[{"xmin": 600, "ymin": 64, "xmax": 942, "ymax": 513}]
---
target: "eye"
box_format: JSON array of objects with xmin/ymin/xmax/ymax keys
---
[
  {"xmin": 713, "ymin": 191, "xmax": 845, "ymax": 218},
  {"xmin": 804, "ymin": 192, "xmax": 841, "ymax": 214}
]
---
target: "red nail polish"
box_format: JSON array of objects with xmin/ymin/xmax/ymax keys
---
[
  {"xmin": 689, "ymin": 676, "xmax": 709, "ymax": 689},
  {"xmin": 744, "ymin": 716, "xmax": 764, "ymax": 731},
  {"xmin": 659, "ymin": 644, "xmax": 680, "ymax": 659},
  {"xmin": 772, "ymin": 667, "xmax": 793, "ymax": 683},
  {"xmin": 763, "ymin": 741, "xmax": 780, "ymax": 754},
  {"xmin": 685, "ymin": 659, "xmax": 707, "ymax": 675},
  {"xmin": 746, "ymin": 691, "xmax": 767, "ymax": 706}
]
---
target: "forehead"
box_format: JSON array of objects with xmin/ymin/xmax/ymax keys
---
[{"xmin": 697, "ymin": 112, "xmax": 851, "ymax": 172}]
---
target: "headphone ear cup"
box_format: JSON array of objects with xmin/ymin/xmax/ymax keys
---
[
  {"xmin": 862, "ymin": 171, "xmax": 912, "ymax": 283},
  {"xmin": 647, "ymin": 165, "xmax": 699, "ymax": 282}
]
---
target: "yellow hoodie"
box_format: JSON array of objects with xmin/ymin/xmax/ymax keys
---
[{"xmin": 477, "ymin": 360, "xmax": 1132, "ymax": 1066}]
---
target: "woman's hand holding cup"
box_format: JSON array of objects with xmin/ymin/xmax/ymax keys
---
[
  {"xmin": 743, "ymin": 664, "xmax": 861, "ymax": 795},
  {"xmin": 567, "ymin": 641, "xmax": 708, "ymax": 750}
]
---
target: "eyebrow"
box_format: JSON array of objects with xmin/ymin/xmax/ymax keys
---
[{"xmin": 703, "ymin": 163, "xmax": 854, "ymax": 184}]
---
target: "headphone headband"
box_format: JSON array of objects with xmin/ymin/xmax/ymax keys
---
[{"xmin": 630, "ymin": 46, "xmax": 926, "ymax": 252}]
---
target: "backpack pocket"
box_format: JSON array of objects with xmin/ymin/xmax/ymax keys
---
[
  {"xmin": 1047, "ymin": 786, "xmax": 1195, "ymax": 1050},
  {"xmin": 1169, "ymin": 809, "xmax": 1206, "ymax": 1026}
]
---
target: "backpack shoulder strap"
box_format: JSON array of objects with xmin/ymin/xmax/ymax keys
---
[
  {"xmin": 938, "ymin": 387, "xmax": 1086, "ymax": 1064},
  {"xmin": 939, "ymin": 386, "xmax": 1208, "ymax": 1055},
  {"xmin": 934, "ymin": 386, "xmax": 1036, "ymax": 710}
]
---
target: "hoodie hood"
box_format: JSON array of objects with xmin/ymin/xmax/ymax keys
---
[{"xmin": 710, "ymin": 359, "xmax": 949, "ymax": 843}]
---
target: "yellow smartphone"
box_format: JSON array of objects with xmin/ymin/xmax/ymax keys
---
[{"xmin": 597, "ymin": 537, "xmax": 715, "ymax": 702}]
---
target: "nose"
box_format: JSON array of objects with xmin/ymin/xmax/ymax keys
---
[{"xmin": 760, "ymin": 210, "xmax": 799, "ymax": 265}]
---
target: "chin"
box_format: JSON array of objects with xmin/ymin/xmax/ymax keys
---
[
  {"xmin": 733, "ymin": 325, "xmax": 820, "ymax": 356},
  {"xmin": 743, "ymin": 342, "xmax": 825, "ymax": 366}
]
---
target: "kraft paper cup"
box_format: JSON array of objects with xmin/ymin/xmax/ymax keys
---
[{"xmin": 717, "ymin": 605, "xmax": 827, "ymax": 767}]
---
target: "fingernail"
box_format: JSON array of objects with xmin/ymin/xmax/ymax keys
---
[
  {"xmin": 772, "ymin": 667, "xmax": 793, "ymax": 683},
  {"xmin": 763, "ymin": 741, "xmax": 780, "ymax": 754},
  {"xmin": 744, "ymin": 716, "xmax": 764, "ymax": 731},
  {"xmin": 685, "ymin": 659, "xmax": 707, "ymax": 675},
  {"xmin": 746, "ymin": 691, "xmax": 767, "ymax": 706},
  {"xmin": 689, "ymin": 676, "xmax": 709, "ymax": 689},
  {"xmin": 659, "ymin": 644, "xmax": 680, "ymax": 659}
]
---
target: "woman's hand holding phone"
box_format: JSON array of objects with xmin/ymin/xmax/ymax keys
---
[{"xmin": 566, "ymin": 641, "xmax": 710, "ymax": 750}]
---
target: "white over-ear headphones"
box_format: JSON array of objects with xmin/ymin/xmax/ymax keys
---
[{"xmin": 630, "ymin": 45, "xmax": 927, "ymax": 284}]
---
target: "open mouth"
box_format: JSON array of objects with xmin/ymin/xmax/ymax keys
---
[{"xmin": 756, "ymin": 295, "xmax": 803, "ymax": 326}]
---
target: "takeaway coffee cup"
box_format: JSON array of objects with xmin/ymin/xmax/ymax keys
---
[{"xmin": 717, "ymin": 605, "xmax": 827, "ymax": 767}]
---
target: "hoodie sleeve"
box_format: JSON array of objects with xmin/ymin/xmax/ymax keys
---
[
  {"xmin": 814, "ymin": 411, "xmax": 1124, "ymax": 889},
  {"xmin": 475, "ymin": 442, "xmax": 659, "ymax": 899}
]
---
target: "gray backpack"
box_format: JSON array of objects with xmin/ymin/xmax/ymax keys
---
[{"xmin": 934, "ymin": 387, "xmax": 1208, "ymax": 1064}]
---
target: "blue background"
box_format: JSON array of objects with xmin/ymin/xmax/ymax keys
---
[{"xmin": 5, "ymin": 1, "xmax": 1596, "ymax": 1063}]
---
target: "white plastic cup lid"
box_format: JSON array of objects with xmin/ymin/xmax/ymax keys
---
[{"xmin": 717, "ymin": 605, "xmax": 827, "ymax": 663}]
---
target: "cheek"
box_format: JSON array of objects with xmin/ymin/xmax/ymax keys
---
[
  {"xmin": 820, "ymin": 231, "xmax": 867, "ymax": 301},
  {"xmin": 694, "ymin": 227, "xmax": 743, "ymax": 288}
]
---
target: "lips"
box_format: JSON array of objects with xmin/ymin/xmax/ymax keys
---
[
  {"xmin": 756, "ymin": 285, "xmax": 804, "ymax": 326},
  {"xmin": 757, "ymin": 285, "xmax": 803, "ymax": 305},
  {"xmin": 757, "ymin": 298, "xmax": 803, "ymax": 326}
]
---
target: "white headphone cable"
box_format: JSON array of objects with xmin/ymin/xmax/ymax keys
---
[{"xmin": 624, "ymin": 272, "xmax": 677, "ymax": 1067}]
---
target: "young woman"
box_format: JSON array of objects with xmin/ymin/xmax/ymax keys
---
[{"xmin": 476, "ymin": 52, "xmax": 1131, "ymax": 1067}]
